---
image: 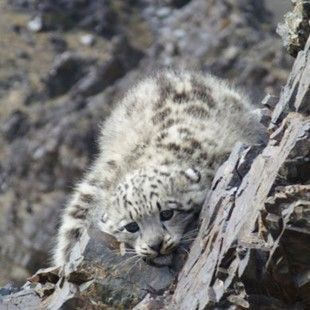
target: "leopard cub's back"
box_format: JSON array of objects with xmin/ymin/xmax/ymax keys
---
[{"xmin": 98, "ymin": 70, "xmax": 264, "ymax": 183}]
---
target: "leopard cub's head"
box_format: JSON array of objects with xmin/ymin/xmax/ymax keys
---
[{"xmin": 98, "ymin": 166, "xmax": 207, "ymax": 261}]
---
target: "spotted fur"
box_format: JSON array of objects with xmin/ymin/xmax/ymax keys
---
[{"xmin": 53, "ymin": 70, "xmax": 266, "ymax": 266}]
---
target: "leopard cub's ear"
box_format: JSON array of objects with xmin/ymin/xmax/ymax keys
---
[
  {"xmin": 184, "ymin": 167, "xmax": 201, "ymax": 183},
  {"xmin": 97, "ymin": 212, "xmax": 114, "ymax": 234}
]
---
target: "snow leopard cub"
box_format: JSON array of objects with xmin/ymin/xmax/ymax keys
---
[{"xmin": 54, "ymin": 70, "xmax": 265, "ymax": 266}]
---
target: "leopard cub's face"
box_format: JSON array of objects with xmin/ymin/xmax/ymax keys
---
[{"xmin": 98, "ymin": 166, "xmax": 207, "ymax": 261}]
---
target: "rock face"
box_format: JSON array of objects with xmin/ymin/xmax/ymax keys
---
[
  {"xmin": 44, "ymin": 52, "xmax": 92, "ymax": 98},
  {"xmin": 0, "ymin": 0, "xmax": 293, "ymax": 293},
  {"xmin": 277, "ymin": 0, "xmax": 310, "ymax": 56}
]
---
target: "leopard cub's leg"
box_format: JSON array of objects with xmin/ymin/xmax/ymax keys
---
[{"xmin": 53, "ymin": 181, "xmax": 99, "ymax": 266}]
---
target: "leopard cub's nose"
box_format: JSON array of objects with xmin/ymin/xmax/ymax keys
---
[{"xmin": 149, "ymin": 240, "xmax": 163, "ymax": 253}]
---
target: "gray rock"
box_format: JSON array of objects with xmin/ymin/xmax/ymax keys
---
[
  {"xmin": 1, "ymin": 110, "xmax": 30, "ymax": 142},
  {"xmin": 261, "ymin": 93, "xmax": 279, "ymax": 109},
  {"xmin": 72, "ymin": 36, "xmax": 144, "ymax": 97},
  {"xmin": 156, "ymin": 7, "xmax": 172, "ymax": 18},
  {"xmin": 44, "ymin": 52, "xmax": 93, "ymax": 98},
  {"xmin": 79, "ymin": 34, "xmax": 95, "ymax": 46},
  {"xmin": 277, "ymin": 0, "xmax": 310, "ymax": 57},
  {"xmin": 72, "ymin": 58, "xmax": 125, "ymax": 98},
  {"xmin": 81, "ymin": 227, "xmax": 179, "ymax": 306},
  {"xmin": 49, "ymin": 33, "xmax": 68, "ymax": 53},
  {"xmin": 27, "ymin": 16, "xmax": 43, "ymax": 32}
]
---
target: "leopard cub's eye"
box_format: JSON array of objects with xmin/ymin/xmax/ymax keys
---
[
  {"xmin": 160, "ymin": 210, "xmax": 174, "ymax": 221},
  {"xmin": 124, "ymin": 222, "xmax": 139, "ymax": 233}
]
